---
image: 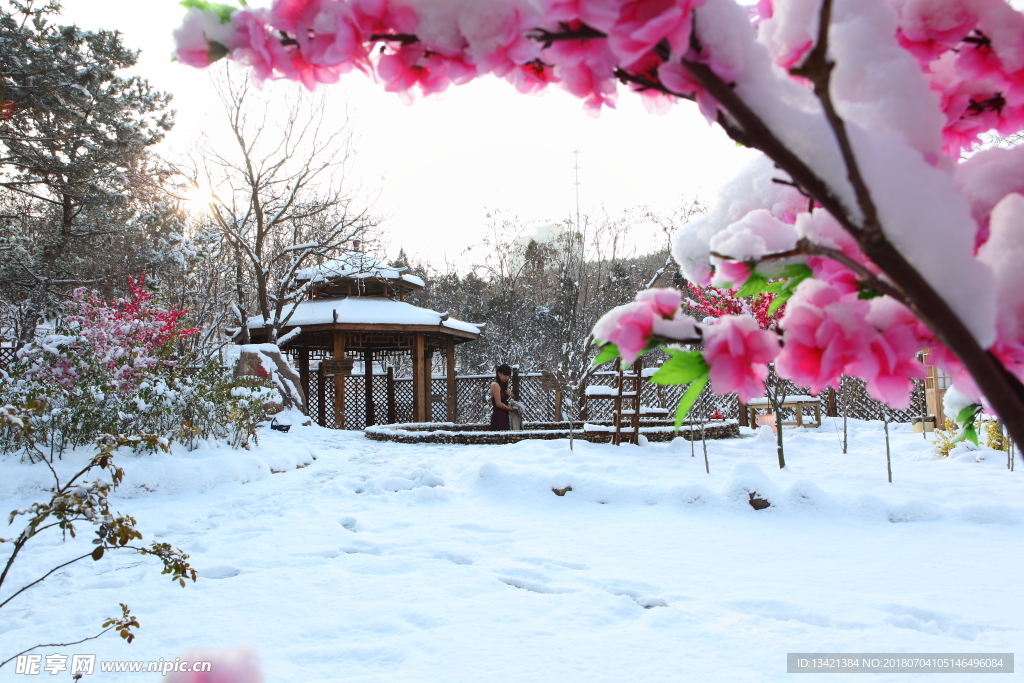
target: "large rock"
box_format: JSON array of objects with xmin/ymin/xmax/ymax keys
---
[{"xmin": 230, "ymin": 344, "xmax": 307, "ymax": 415}]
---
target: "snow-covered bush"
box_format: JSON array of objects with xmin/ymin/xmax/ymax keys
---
[{"xmin": 0, "ymin": 277, "xmax": 278, "ymax": 457}]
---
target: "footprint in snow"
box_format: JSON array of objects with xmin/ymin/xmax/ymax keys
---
[
  {"xmin": 883, "ymin": 604, "xmax": 1006, "ymax": 640},
  {"xmin": 434, "ymin": 552, "xmax": 474, "ymax": 565},
  {"xmin": 451, "ymin": 523, "xmax": 513, "ymax": 534},
  {"xmin": 516, "ymin": 557, "xmax": 589, "ymax": 571},
  {"xmin": 497, "ymin": 576, "xmax": 576, "ymax": 595},
  {"xmin": 201, "ymin": 565, "xmax": 240, "ymax": 579}
]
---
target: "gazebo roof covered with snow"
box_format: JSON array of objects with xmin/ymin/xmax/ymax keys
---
[{"xmin": 248, "ymin": 252, "xmax": 483, "ymax": 428}]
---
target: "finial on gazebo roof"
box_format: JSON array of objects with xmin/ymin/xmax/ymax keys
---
[{"xmin": 296, "ymin": 251, "xmax": 424, "ymax": 300}]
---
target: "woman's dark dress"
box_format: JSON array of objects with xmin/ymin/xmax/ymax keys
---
[{"xmin": 490, "ymin": 385, "xmax": 510, "ymax": 430}]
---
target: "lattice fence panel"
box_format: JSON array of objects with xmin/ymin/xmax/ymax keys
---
[
  {"xmin": 372, "ymin": 374, "xmax": 390, "ymax": 423},
  {"xmin": 308, "ymin": 370, "xmax": 321, "ymax": 424},
  {"xmin": 393, "ymin": 378, "xmax": 415, "ymax": 424},
  {"xmin": 455, "ymin": 375, "xmax": 492, "ymax": 423},
  {"xmin": 347, "ymin": 376, "xmax": 368, "ymax": 428},
  {"xmin": 642, "ymin": 383, "xmax": 739, "ymax": 422},
  {"xmin": 306, "ymin": 366, "xmax": 928, "ymax": 430},
  {"xmin": 514, "ymin": 374, "xmax": 556, "ymax": 422},
  {"xmin": 0, "ymin": 347, "xmax": 17, "ymax": 369},
  {"xmin": 837, "ymin": 376, "xmax": 926, "ymax": 422}
]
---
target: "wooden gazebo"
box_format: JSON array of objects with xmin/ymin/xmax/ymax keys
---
[{"xmin": 248, "ymin": 252, "xmax": 482, "ymax": 428}]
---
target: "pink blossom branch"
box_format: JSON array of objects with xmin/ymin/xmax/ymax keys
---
[
  {"xmin": 528, "ymin": 24, "xmax": 607, "ymax": 48},
  {"xmin": 709, "ymin": 238, "xmax": 907, "ymax": 304},
  {"xmin": 681, "ymin": 13, "xmax": 1024, "ymax": 445}
]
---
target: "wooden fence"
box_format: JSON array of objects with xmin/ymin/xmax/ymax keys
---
[{"xmin": 306, "ymin": 365, "xmax": 927, "ymax": 430}]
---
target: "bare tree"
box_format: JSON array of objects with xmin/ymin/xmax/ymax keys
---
[{"xmin": 184, "ymin": 67, "xmax": 379, "ymax": 345}]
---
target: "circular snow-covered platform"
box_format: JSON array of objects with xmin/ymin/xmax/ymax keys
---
[{"xmin": 364, "ymin": 420, "xmax": 739, "ymax": 445}]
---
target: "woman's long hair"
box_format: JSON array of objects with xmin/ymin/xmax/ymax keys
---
[{"xmin": 495, "ymin": 363, "xmax": 513, "ymax": 391}]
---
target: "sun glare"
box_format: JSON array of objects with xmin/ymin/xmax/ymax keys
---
[{"xmin": 182, "ymin": 186, "xmax": 216, "ymax": 213}]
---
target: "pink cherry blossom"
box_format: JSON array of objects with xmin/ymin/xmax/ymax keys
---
[
  {"xmin": 165, "ymin": 646, "xmax": 264, "ymax": 683},
  {"xmin": 748, "ymin": 0, "xmax": 773, "ymax": 26},
  {"xmin": 845, "ymin": 298, "xmax": 930, "ymax": 409},
  {"xmin": 592, "ymin": 301, "xmax": 655, "ymax": 365},
  {"xmin": 893, "ymin": 0, "xmax": 980, "ymax": 64},
  {"xmin": 173, "ymin": 7, "xmax": 239, "ymax": 68},
  {"xmin": 479, "ymin": 9, "xmax": 545, "ymax": 86},
  {"xmin": 268, "ymin": 0, "xmax": 322, "ymax": 34},
  {"xmin": 657, "ymin": 58, "xmax": 722, "ymax": 122},
  {"xmin": 377, "ymin": 44, "xmax": 476, "ymax": 102},
  {"xmin": 775, "ymin": 280, "xmax": 873, "ymax": 394},
  {"xmin": 635, "ymin": 287, "xmax": 683, "ymax": 318},
  {"xmin": 702, "ymin": 314, "xmax": 780, "ymax": 402},
  {"xmin": 231, "ymin": 9, "xmax": 298, "ymax": 83},
  {"xmin": 806, "ymin": 257, "xmax": 859, "ymax": 295},
  {"xmin": 607, "ymin": 0, "xmax": 700, "ymax": 68},
  {"xmin": 541, "ymin": 0, "xmax": 620, "ymax": 34},
  {"xmin": 543, "ymin": 29, "xmax": 619, "ymax": 113},
  {"xmin": 711, "ymin": 259, "xmax": 751, "ymax": 289}
]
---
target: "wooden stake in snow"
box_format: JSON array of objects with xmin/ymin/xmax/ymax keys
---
[
  {"xmin": 701, "ymin": 418, "xmax": 710, "ymax": 475},
  {"xmin": 883, "ymin": 409, "xmax": 892, "ymax": 483},
  {"xmin": 841, "ymin": 377, "xmax": 848, "ymax": 454}
]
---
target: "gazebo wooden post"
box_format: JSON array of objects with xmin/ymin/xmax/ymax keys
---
[
  {"xmin": 446, "ymin": 337, "xmax": 457, "ymax": 423},
  {"xmin": 386, "ymin": 365, "xmax": 396, "ymax": 424},
  {"xmin": 317, "ymin": 364, "xmax": 326, "ymax": 427},
  {"xmin": 412, "ymin": 332, "xmax": 426, "ymax": 423},
  {"xmin": 423, "ymin": 347, "xmax": 435, "ymax": 422},
  {"xmin": 298, "ymin": 348, "xmax": 310, "ymax": 411},
  {"xmin": 333, "ymin": 330, "xmax": 347, "ymax": 429},
  {"xmin": 363, "ymin": 346, "xmax": 375, "ymax": 427}
]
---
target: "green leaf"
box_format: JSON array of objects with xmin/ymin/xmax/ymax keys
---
[
  {"xmin": 735, "ymin": 272, "xmax": 769, "ymax": 297},
  {"xmin": 956, "ymin": 403, "xmax": 981, "ymax": 425},
  {"xmin": 780, "ymin": 263, "xmax": 813, "ymax": 281},
  {"xmin": 856, "ymin": 282, "xmax": 883, "ymax": 300},
  {"xmin": 180, "ymin": 0, "xmax": 237, "ymax": 22},
  {"xmin": 674, "ymin": 375, "xmax": 709, "ymax": 430},
  {"xmin": 761, "ymin": 282, "xmax": 785, "ymax": 294},
  {"xmin": 963, "ymin": 423, "xmax": 979, "ymax": 445},
  {"xmin": 767, "ymin": 292, "xmax": 791, "ymax": 316},
  {"xmin": 649, "ymin": 351, "xmax": 709, "ymax": 385},
  {"xmin": 591, "ymin": 343, "xmax": 619, "ymax": 366}
]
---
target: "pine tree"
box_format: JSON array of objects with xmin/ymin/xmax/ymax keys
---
[{"xmin": 0, "ymin": 0, "xmax": 174, "ymax": 340}]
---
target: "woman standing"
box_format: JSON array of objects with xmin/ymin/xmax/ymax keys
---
[{"xmin": 490, "ymin": 364, "xmax": 517, "ymax": 430}]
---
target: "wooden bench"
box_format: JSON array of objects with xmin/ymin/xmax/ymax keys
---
[{"xmin": 745, "ymin": 395, "xmax": 821, "ymax": 429}]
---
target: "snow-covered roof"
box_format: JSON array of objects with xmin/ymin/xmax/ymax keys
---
[
  {"xmin": 247, "ymin": 297, "xmax": 482, "ymax": 335},
  {"xmin": 295, "ymin": 252, "xmax": 425, "ymax": 288}
]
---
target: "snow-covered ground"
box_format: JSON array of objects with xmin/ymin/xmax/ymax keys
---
[{"xmin": 2, "ymin": 419, "xmax": 1022, "ymax": 682}]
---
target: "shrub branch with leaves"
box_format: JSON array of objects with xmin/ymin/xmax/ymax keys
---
[{"xmin": 0, "ymin": 406, "xmax": 196, "ymax": 669}]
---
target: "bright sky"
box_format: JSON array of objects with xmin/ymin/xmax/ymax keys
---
[{"xmin": 57, "ymin": 0, "xmax": 758, "ymax": 268}]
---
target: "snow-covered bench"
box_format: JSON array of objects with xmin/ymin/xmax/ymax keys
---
[{"xmin": 745, "ymin": 396, "xmax": 821, "ymax": 428}]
